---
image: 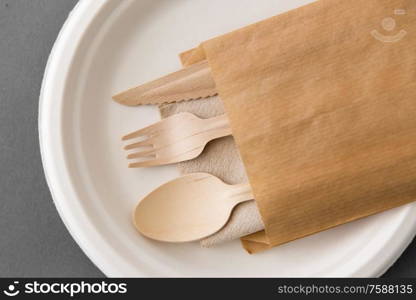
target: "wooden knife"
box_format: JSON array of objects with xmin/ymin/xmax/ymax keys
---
[{"xmin": 112, "ymin": 60, "xmax": 217, "ymax": 106}]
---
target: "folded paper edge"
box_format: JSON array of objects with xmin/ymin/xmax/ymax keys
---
[
  {"xmin": 240, "ymin": 230, "xmax": 272, "ymax": 254},
  {"xmin": 179, "ymin": 45, "xmax": 206, "ymax": 67}
]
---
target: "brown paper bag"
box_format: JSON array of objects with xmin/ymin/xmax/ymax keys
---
[{"xmin": 189, "ymin": 0, "xmax": 416, "ymax": 253}]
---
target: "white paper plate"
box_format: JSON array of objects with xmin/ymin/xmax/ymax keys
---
[{"xmin": 39, "ymin": 0, "xmax": 416, "ymax": 277}]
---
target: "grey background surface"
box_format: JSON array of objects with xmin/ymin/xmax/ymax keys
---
[{"xmin": 0, "ymin": 0, "xmax": 414, "ymax": 277}]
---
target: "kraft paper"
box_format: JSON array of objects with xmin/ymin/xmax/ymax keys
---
[{"xmin": 196, "ymin": 0, "xmax": 416, "ymax": 253}]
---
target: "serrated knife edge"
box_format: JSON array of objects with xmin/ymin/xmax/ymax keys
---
[{"xmin": 112, "ymin": 60, "xmax": 217, "ymax": 106}]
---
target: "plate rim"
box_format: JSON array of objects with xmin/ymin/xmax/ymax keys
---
[
  {"xmin": 39, "ymin": 0, "xmax": 132, "ymax": 277},
  {"xmin": 38, "ymin": 0, "xmax": 416, "ymax": 277}
]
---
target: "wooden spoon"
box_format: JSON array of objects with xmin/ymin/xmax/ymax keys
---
[{"xmin": 133, "ymin": 173, "xmax": 253, "ymax": 243}]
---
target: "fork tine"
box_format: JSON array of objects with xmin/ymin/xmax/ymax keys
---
[
  {"xmin": 127, "ymin": 149, "xmax": 156, "ymax": 159},
  {"xmin": 128, "ymin": 160, "xmax": 159, "ymax": 168},
  {"xmin": 124, "ymin": 139, "xmax": 153, "ymax": 150},
  {"xmin": 122, "ymin": 125, "xmax": 157, "ymax": 141}
]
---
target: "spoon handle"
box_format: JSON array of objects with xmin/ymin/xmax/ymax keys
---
[{"xmin": 229, "ymin": 183, "xmax": 254, "ymax": 205}]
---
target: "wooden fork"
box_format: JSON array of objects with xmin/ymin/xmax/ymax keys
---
[{"xmin": 123, "ymin": 112, "xmax": 232, "ymax": 168}]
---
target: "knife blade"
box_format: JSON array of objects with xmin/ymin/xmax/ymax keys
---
[{"xmin": 112, "ymin": 60, "xmax": 217, "ymax": 106}]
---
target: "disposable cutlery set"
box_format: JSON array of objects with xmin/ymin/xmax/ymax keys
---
[
  {"xmin": 112, "ymin": 0, "xmax": 416, "ymax": 253},
  {"xmin": 114, "ymin": 62, "xmax": 249, "ymax": 242}
]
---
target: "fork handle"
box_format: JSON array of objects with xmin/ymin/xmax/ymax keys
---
[{"xmin": 202, "ymin": 114, "xmax": 232, "ymax": 139}]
